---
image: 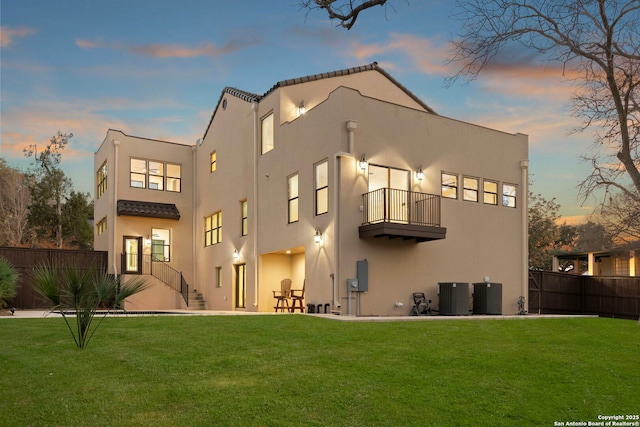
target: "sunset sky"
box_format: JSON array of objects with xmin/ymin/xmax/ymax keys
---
[{"xmin": 1, "ymin": 0, "xmax": 600, "ymax": 222}]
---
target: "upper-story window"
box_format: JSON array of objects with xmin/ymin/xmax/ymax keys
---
[
  {"xmin": 166, "ymin": 163, "xmax": 181, "ymax": 192},
  {"xmin": 205, "ymin": 211, "xmax": 222, "ymax": 246},
  {"xmin": 210, "ymin": 151, "xmax": 217, "ymax": 172},
  {"xmin": 240, "ymin": 200, "xmax": 248, "ymax": 236},
  {"xmin": 315, "ymin": 160, "xmax": 328, "ymax": 215},
  {"xmin": 483, "ymin": 180, "xmax": 498, "ymax": 205},
  {"xmin": 463, "ymin": 177, "xmax": 479, "ymax": 202},
  {"xmin": 130, "ymin": 158, "xmax": 181, "ymax": 192},
  {"xmin": 96, "ymin": 161, "xmax": 107, "ymax": 198},
  {"xmin": 288, "ymin": 173, "xmax": 299, "ymax": 223},
  {"xmin": 441, "ymin": 173, "xmax": 458, "ymax": 199},
  {"xmin": 261, "ymin": 112, "xmax": 274, "ymax": 154},
  {"xmin": 503, "ymin": 184, "xmax": 517, "ymax": 208}
]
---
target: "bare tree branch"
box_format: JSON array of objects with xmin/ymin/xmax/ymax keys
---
[{"xmin": 299, "ymin": 0, "xmax": 391, "ymax": 29}]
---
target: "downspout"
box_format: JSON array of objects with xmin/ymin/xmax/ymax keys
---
[
  {"xmin": 192, "ymin": 145, "xmax": 198, "ymax": 297},
  {"xmin": 112, "ymin": 139, "xmax": 120, "ymax": 275},
  {"xmin": 252, "ymin": 101, "xmax": 260, "ymax": 309},
  {"xmin": 521, "ymin": 160, "xmax": 529, "ymax": 314}
]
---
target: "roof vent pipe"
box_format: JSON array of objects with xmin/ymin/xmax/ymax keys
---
[{"xmin": 346, "ymin": 120, "xmax": 357, "ymax": 154}]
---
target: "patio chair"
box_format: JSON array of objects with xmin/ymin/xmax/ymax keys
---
[
  {"xmin": 290, "ymin": 280, "xmax": 305, "ymax": 313},
  {"xmin": 273, "ymin": 278, "xmax": 292, "ymax": 312},
  {"xmin": 410, "ymin": 292, "xmax": 432, "ymax": 316}
]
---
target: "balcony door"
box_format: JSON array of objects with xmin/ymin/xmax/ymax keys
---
[{"xmin": 368, "ymin": 165, "xmax": 409, "ymax": 223}]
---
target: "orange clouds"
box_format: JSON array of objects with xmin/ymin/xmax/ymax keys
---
[
  {"xmin": 75, "ymin": 38, "xmax": 258, "ymax": 58},
  {"xmin": 0, "ymin": 26, "xmax": 36, "ymax": 47}
]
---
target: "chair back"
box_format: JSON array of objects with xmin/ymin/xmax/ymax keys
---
[{"xmin": 281, "ymin": 278, "xmax": 292, "ymax": 298}]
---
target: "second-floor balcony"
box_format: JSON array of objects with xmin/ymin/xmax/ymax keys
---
[{"xmin": 360, "ymin": 188, "xmax": 447, "ymax": 243}]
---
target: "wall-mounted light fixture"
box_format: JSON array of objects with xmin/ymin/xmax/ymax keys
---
[
  {"xmin": 415, "ymin": 166, "xmax": 424, "ymax": 182},
  {"xmin": 314, "ymin": 227, "xmax": 323, "ymax": 244},
  {"xmin": 298, "ymin": 100, "xmax": 306, "ymax": 116},
  {"xmin": 145, "ymin": 236, "xmax": 151, "ymax": 246},
  {"xmin": 358, "ymin": 154, "xmax": 367, "ymax": 171},
  {"xmin": 233, "ymin": 249, "xmax": 239, "ymax": 261}
]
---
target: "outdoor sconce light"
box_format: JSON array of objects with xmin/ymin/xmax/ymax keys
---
[
  {"xmin": 298, "ymin": 100, "xmax": 306, "ymax": 116},
  {"xmin": 233, "ymin": 249, "xmax": 239, "ymax": 261},
  {"xmin": 145, "ymin": 236, "xmax": 151, "ymax": 246},
  {"xmin": 314, "ymin": 227, "xmax": 323, "ymax": 244},
  {"xmin": 415, "ymin": 166, "xmax": 424, "ymax": 182},
  {"xmin": 358, "ymin": 154, "xmax": 367, "ymax": 171}
]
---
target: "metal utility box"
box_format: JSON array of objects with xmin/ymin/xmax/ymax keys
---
[
  {"xmin": 356, "ymin": 259, "xmax": 368, "ymax": 292},
  {"xmin": 472, "ymin": 282, "xmax": 502, "ymax": 315},
  {"xmin": 346, "ymin": 279, "xmax": 359, "ymax": 291},
  {"xmin": 438, "ymin": 282, "xmax": 469, "ymax": 316}
]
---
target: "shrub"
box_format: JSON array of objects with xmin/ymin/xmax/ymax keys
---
[{"xmin": 0, "ymin": 257, "xmax": 19, "ymax": 309}]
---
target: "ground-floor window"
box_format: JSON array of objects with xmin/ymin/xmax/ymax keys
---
[{"xmin": 151, "ymin": 228, "xmax": 170, "ymax": 261}]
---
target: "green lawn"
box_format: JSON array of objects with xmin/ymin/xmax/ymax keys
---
[{"xmin": 1, "ymin": 315, "xmax": 638, "ymax": 426}]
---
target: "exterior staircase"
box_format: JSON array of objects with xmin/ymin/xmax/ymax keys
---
[{"xmin": 189, "ymin": 290, "xmax": 206, "ymax": 310}]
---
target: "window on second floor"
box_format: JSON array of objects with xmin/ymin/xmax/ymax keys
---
[
  {"xmin": 503, "ymin": 184, "xmax": 517, "ymax": 208},
  {"xmin": 441, "ymin": 173, "xmax": 458, "ymax": 199},
  {"xmin": 96, "ymin": 162, "xmax": 107, "ymax": 198},
  {"xmin": 315, "ymin": 160, "xmax": 328, "ymax": 215},
  {"xmin": 261, "ymin": 112, "xmax": 274, "ymax": 154},
  {"xmin": 240, "ymin": 200, "xmax": 248, "ymax": 236},
  {"xmin": 288, "ymin": 173, "xmax": 299, "ymax": 223},
  {"xmin": 463, "ymin": 177, "xmax": 479, "ymax": 202},
  {"xmin": 210, "ymin": 151, "xmax": 217, "ymax": 172},
  {"xmin": 483, "ymin": 180, "xmax": 498, "ymax": 205},
  {"xmin": 205, "ymin": 211, "xmax": 222, "ymax": 246},
  {"xmin": 130, "ymin": 158, "xmax": 181, "ymax": 192}
]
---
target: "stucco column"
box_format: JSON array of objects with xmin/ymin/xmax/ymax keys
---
[
  {"xmin": 112, "ymin": 139, "xmax": 120, "ymax": 275},
  {"xmin": 520, "ymin": 160, "xmax": 529, "ymax": 313}
]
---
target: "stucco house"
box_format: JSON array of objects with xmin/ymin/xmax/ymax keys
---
[{"xmin": 94, "ymin": 62, "xmax": 529, "ymax": 316}]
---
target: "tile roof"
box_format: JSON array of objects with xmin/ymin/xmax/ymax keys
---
[
  {"xmin": 117, "ymin": 200, "xmax": 181, "ymax": 220},
  {"xmin": 263, "ymin": 62, "xmax": 437, "ymax": 114}
]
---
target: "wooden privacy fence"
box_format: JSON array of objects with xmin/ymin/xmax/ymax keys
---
[
  {"xmin": 529, "ymin": 271, "xmax": 640, "ymax": 320},
  {"xmin": 0, "ymin": 247, "xmax": 108, "ymax": 309}
]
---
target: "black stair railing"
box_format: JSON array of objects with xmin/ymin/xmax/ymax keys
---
[{"xmin": 120, "ymin": 253, "xmax": 189, "ymax": 306}]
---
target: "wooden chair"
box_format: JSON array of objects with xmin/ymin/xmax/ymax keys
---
[
  {"xmin": 273, "ymin": 278, "xmax": 292, "ymax": 312},
  {"xmin": 290, "ymin": 280, "xmax": 305, "ymax": 313}
]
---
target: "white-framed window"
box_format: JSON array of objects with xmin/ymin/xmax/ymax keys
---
[
  {"xmin": 441, "ymin": 172, "xmax": 458, "ymax": 199},
  {"xmin": 261, "ymin": 112, "xmax": 274, "ymax": 154},
  {"xmin": 288, "ymin": 173, "xmax": 299, "ymax": 223},
  {"xmin": 503, "ymin": 183, "xmax": 517, "ymax": 208},
  {"xmin": 315, "ymin": 160, "xmax": 328, "ymax": 215}
]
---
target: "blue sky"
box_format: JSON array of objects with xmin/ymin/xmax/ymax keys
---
[{"xmin": 1, "ymin": 0, "xmax": 598, "ymax": 222}]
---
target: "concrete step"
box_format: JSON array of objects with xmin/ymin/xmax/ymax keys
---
[{"xmin": 188, "ymin": 291, "xmax": 206, "ymax": 310}]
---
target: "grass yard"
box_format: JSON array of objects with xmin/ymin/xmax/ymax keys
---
[{"xmin": 1, "ymin": 315, "xmax": 638, "ymax": 426}]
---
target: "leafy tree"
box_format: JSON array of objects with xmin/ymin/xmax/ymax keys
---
[
  {"xmin": 0, "ymin": 257, "xmax": 20, "ymax": 310},
  {"xmin": 0, "ymin": 159, "xmax": 34, "ymax": 247},
  {"xmin": 32, "ymin": 263, "xmax": 149, "ymax": 349},
  {"xmin": 62, "ymin": 191, "xmax": 94, "ymax": 250},
  {"xmin": 573, "ymin": 221, "xmax": 614, "ymax": 252},
  {"xmin": 23, "ymin": 131, "xmax": 93, "ymax": 249},
  {"xmin": 528, "ymin": 191, "xmax": 576, "ymax": 270}
]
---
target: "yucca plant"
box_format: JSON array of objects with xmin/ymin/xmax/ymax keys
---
[
  {"xmin": 31, "ymin": 262, "xmax": 149, "ymax": 349},
  {"xmin": 0, "ymin": 257, "xmax": 19, "ymax": 310}
]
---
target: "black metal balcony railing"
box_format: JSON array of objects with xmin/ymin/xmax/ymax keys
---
[
  {"xmin": 362, "ymin": 188, "xmax": 441, "ymax": 227},
  {"xmin": 120, "ymin": 253, "xmax": 189, "ymax": 306}
]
